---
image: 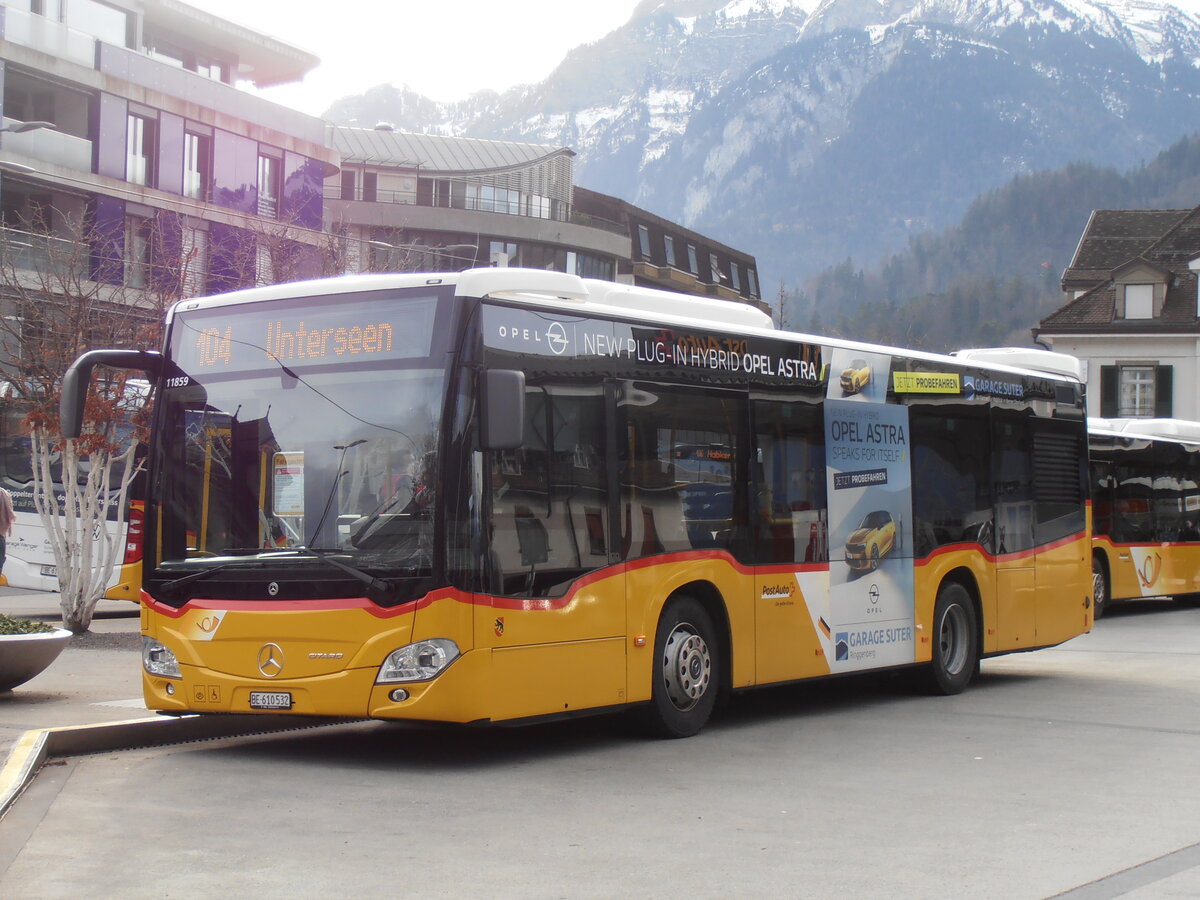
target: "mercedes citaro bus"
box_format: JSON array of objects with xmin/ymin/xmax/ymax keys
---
[{"xmin": 62, "ymin": 269, "xmax": 1094, "ymax": 737}]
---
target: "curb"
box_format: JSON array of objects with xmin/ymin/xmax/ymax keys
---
[{"xmin": 0, "ymin": 713, "xmax": 342, "ymax": 818}]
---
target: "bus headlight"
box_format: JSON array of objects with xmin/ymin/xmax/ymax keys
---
[
  {"xmin": 376, "ymin": 638, "xmax": 460, "ymax": 683},
  {"xmin": 142, "ymin": 636, "xmax": 181, "ymax": 678}
]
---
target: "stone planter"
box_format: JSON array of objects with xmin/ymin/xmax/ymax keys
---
[{"xmin": 0, "ymin": 629, "xmax": 72, "ymax": 692}]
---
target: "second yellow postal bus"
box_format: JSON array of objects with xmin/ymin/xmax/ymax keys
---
[
  {"xmin": 1088, "ymin": 417, "xmax": 1200, "ymax": 617},
  {"xmin": 62, "ymin": 269, "xmax": 1094, "ymax": 736}
]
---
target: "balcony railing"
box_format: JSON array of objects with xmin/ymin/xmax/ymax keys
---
[
  {"xmin": 0, "ymin": 118, "xmax": 92, "ymax": 171},
  {"xmin": 0, "ymin": 6, "xmax": 96, "ymax": 68},
  {"xmin": 326, "ymin": 182, "xmax": 626, "ymax": 235},
  {"xmin": 0, "ymin": 227, "xmax": 86, "ymax": 281}
]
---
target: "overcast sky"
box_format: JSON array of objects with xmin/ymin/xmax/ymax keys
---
[
  {"xmin": 201, "ymin": 0, "xmax": 1200, "ymax": 118},
  {"xmin": 200, "ymin": 0, "xmax": 645, "ymax": 116}
]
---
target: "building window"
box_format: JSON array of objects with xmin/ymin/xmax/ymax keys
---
[
  {"xmin": 664, "ymin": 235, "xmax": 677, "ymax": 268},
  {"xmin": 255, "ymin": 242, "xmax": 274, "ymax": 286},
  {"xmin": 1100, "ymin": 363, "xmax": 1173, "ymax": 418},
  {"xmin": 747, "ymin": 268, "xmax": 760, "ymax": 299},
  {"xmin": 124, "ymin": 215, "xmax": 152, "ymax": 288},
  {"xmin": 183, "ymin": 132, "xmax": 208, "ymax": 201},
  {"xmin": 490, "ymin": 240, "xmax": 517, "ymax": 267},
  {"xmin": 524, "ymin": 194, "xmax": 551, "ymax": 218},
  {"xmin": 363, "ymin": 171, "xmax": 378, "ymax": 203},
  {"xmin": 686, "ymin": 244, "xmax": 699, "ymax": 275},
  {"xmin": 257, "ymin": 154, "xmax": 279, "ymax": 218},
  {"xmin": 1124, "ymin": 284, "xmax": 1153, "ymax": 319},
  {"xmin": 573, "ymin": 252, "xmax": 613, "ymax": 280},
  {"xmin": 340, "ymin": 170, "xmax": 356, "ymax": 201},
  {"xmin": 126, "ymin": 113, "xmax": 154, "ymax": 186},
  {"xmin": 181, "ymin": 225, "xmax": 207, "ymax": 297},
  {"xmin": 637, "ymin": 224, "xmax": 651, "ymax": 259},
  {"xmin": 709, "ymin": 253, "xmax": 722, "ymax": 283},
  {"xmin": 729, "ymin": 263, "xmax": 741, "ymax": 292}
]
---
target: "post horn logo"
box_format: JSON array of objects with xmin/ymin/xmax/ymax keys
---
[
  {"xmin": 1137, "ymin": 552, "xmax": 1162, "ymax": 589},
  {"xmin": 257, "ymin": 642, "xmax": 285, "ymax": 678}
]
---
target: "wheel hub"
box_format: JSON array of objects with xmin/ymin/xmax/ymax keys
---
[{"xmin": 663, "ymin": 626, "xmax": 711, "ymax": 711}]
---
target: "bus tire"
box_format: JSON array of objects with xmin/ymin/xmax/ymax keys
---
[
  {"xmin": 1092, "ymin": 554, "xmax": 1108, "ymax": 620},
  {"xmin": 639, "ymin": 596, "xmax": 719, "ymax": 739},
  {"xmin": 923, "ymin": 582, "xmax": 979, "ymax": 695}
]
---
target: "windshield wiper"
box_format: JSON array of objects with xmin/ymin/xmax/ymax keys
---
[
  {"xmin": 157, "ymin": 562, "xmax": 242, "ymax": 596},
  {"xmin": 295, "ymin": 548, "xmax": 401, "ymax": 603}
]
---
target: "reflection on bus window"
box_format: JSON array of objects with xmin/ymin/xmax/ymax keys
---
[
  {"xmin": 618, "ymin": 383, "xmax": 747, "ymax": 560},
  {"xmin": 489, "ymin": 382, "xmax": 609, "ymax": 597}
]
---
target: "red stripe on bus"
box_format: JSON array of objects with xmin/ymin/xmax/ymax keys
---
[{"xmin": 141, "ymin": 552, "xmax": 832, "ymax": 618}]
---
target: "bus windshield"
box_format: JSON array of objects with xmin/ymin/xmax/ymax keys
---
[{"xmin": 152, "ymin": 288, "xmax": 451, "ymax": 581}]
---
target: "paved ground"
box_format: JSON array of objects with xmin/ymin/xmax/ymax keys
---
[
  {"xmin": 0, "ymin": 587, "xmax": 151, "ymax": 759},
  {"xmin": 2, "ymin": 588, "xmax": 1199, "ymax": 897}
]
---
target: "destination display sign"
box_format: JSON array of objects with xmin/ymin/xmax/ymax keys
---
[
  {"xmin": 482, "ymin": 306, "xmax": 824, "ymax": 387},
  {"xmin": 170, "ymin": 293, "xmax": 439, "ymax": 376}
]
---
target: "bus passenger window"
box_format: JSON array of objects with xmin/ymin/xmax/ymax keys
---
[
  {"xmin": 752, "ymin": 398, "xmax": 827, "ymax": 564},
  {"xmin": 489, "ymin": 384, "xmax": 608, "ymax": 597},
  {"xmin": 618, "ymin": 384, "xmax": 747, "ymax": 561},
  {"xmin": 911, "ymin": 406, "xmax": 992, "ymax": 557}
]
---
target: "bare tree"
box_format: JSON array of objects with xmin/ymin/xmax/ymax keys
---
[
  {"xmin": 0, "ymin": 207, "xmax": 170, "ymax": 631},
  {"xmin": 0, "ymin": 201, "xmax": 365, "ymax": 630}
]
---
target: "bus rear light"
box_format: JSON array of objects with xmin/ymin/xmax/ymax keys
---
[
  {"xmin": 123, "ymin": 502, "xmax": 145, "ymax": 564},
  {"xmin": 376, "ymin": 638, "xmax": 460, "ymax": 683}
]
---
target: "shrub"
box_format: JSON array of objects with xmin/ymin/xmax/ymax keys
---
[{"xmin": 0, "ymin": 614, "xmax": 56, "ymax": 635}]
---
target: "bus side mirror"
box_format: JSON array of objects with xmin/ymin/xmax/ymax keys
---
[
  {"xmin": 61, "ymin": 349, "xmax": 162, "ymax": 438},
  {"xmin": 481, "ymin": 369, "xmax": 525, "ymax": 450}
]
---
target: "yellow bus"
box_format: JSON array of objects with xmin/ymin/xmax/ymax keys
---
[
  {"xmin": 1088, "ymin": 417, "xmax": 1200, "ymax": 617},
  {"xmin": 62, "ymin": 270, "xmax": 1094, "ymax": 737}
]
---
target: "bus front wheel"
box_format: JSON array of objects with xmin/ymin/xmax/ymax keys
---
[
  {"xmin": 640, "ymin": 596, "xmax": 719, "ymax": 738},
  {"xmin": 923, "ymin": 582, "xmax": 979, "ymax": 695}
]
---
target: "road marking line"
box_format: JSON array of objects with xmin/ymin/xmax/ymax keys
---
[{"xmin": 1051, "ymin": 841, "xmax": 1200, "ymax": 898}]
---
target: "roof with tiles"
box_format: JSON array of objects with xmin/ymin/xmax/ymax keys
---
[
  {"xmin": 1062, "ymin": 209, "xmax": 1191, "ymax": 286},
  {"xmin": 327, "ymin": 125, "xmax": 571, "ymax": 173},
  {"xmin": 1041, "ymin": 203, "xmax": 1200, "ymax": 337}
]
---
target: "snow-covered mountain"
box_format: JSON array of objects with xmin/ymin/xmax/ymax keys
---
[{"xmin": 324, "ymin": 0, "xmax": 1200, "ymax": 286}]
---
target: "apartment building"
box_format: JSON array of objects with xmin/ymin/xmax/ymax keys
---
[
  {"xmin": 0, "ymin": 0, "xmax": 337, "ymax": 301},
  {"xmin": 0, "ymin": 1, "xmax": 761, "ymax": 320}
]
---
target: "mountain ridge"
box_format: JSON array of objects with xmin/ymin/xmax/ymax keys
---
[{"xmin": 323, "ymin": 0, "xmax": 1200, "ymax": 287}]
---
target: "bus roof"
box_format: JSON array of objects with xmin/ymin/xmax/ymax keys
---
[
  {"xmin": 169, "ymin": 268, "xmax": 1082, "ymax": 385},
  {"xmin": 949, "ymin": 347, "xmax": 1083, "ymax": 382},
  {"xmin": 1089, "ymin": 417, "xmax": 1200, "ymax": 444}
]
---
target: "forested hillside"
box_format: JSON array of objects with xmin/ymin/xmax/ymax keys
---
[{"xmin": 791, "ymin": 133, "xmax": 1200, "ymax": 351}]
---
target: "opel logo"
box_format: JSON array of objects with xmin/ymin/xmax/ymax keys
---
[
  {"xmin": 258, "ymin": 642, "xmax": 285, "ymax": 678},
  {"xmin": 546, "ymin": 322, "xmax": 569, "ymax": 355},
  {"xmin": 268, "ymin": 581, "xmax": 280, "ymax": 596}
]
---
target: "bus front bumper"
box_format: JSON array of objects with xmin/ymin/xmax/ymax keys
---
[{"xmin": 143, "ymin": 648, "xmax": 492, "ymax": 724}]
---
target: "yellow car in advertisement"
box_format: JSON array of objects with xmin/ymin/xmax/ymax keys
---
[
  {"xmin": 845, "ymin": 510, "xmax": 896, "ymax": 570},
  {"xmin": 840, "ymin": 358, "xmax": 871, "ymax": 394}
]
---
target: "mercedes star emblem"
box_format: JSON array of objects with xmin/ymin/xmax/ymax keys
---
[{"xmin": 258, "ymin": 642, "xmax": 285, "ymax": 678}]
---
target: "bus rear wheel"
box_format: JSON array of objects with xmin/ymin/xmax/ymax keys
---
[
  {"xmin": 640, "ymin": 596, "xmax": 719, "ymax": 738},
  {"xmin": 1092, "ymin": 555, "xmax": 1108, "ymax": 620},
  {"xmin": 922, "ymin": 582, "xmax": 979, "ymax": 695}
]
